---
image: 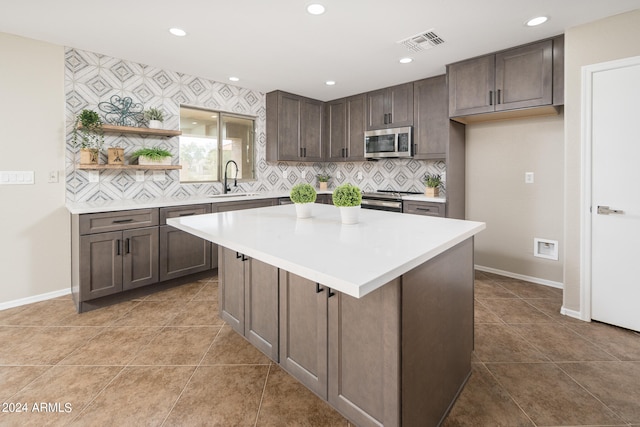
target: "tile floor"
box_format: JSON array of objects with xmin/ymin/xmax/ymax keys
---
[{"xmin": 0, "ymin": 272, "xmax": 638, "ymax": 426}]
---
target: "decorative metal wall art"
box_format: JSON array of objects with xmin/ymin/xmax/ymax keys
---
[{"xmin": 98, "ymin": 95, "xmax": 145, "ymax": 126}]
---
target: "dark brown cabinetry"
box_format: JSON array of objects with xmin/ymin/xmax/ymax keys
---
[
  {"xmin": 366, "ymin": 82, "xmax": 414, "ymax": 130},
  {"xmin": 75, "ymin": 209, "xmax": 159, "ymax": 303},
  {"xmin": 159, "ymin": 204, "xmax": 211, "ymax": 281},
  {"xmin": 448, "ymin": 37, "xmax": 563, "ymax": 120},
  {"xmin": 219, "ymin": 247, "xmax": 279, "ymax": 361},
  {"xmin": 403, "ymin": 200, "xmax": 445, "ymax": 217},
  {"xmin": 325, "ymin": 94, "xmax": 366, "ymax": 161},
  {"xmin": 413, "ymin": 75, "xmax": 449, "ymax": 160},
  {"xmin": 266, "ymin": 90, "xmax": 324, "ymax": 162}
]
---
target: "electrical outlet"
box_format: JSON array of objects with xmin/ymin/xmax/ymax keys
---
[
  {"xmin": 357, "ymin": 171, "xmax": 363, "ymax": 180},
  {"xmin": 48, "ymin": 170, "xmax": 58, "ymax": 183},
  {"xmin": 135, "ymin": 170, "xmax": 145, "ymax": 182},
  {"xmin": 525, "ymin": 172, "xmax": 534, "ymax": 184},
  {"xmin": 302, "ymin": 170, "xmax": 306, "ymax": 179},
  {"xmin": 283, "ymin": 170, "xmax": 288, "ymax": 179},
  {"xmin": 153, "ymin": 171, "xmax": 166, "ymax": 182},
  {"xmin": 337, "ymin": 171, "xmax": 342, "ymax": 179},
  {"xmin": 88, "ymin": 171, "xmax": 99, "ymax": 183}
]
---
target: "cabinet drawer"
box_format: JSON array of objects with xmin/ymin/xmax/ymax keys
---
[
  {"xmin": 217, "ymin": 199, "xmax": 277, "ymax": 212},
  {"xmin": 79, "ymin": 209, "xmax": 159, "ymax": 235},
  {"xmin": 160, "ymin": 204, "xmax": 212, "ymax": 225},
  {"xmin": 403, "ymin": 201, "xmax": 445, "ymax": 217}
]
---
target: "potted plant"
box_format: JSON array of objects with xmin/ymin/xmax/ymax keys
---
[
  {"xmin": 423, "ymin": 173, "xmax": 442, "ymax": 197},
  {"xmin": 144, "ymin": 107, "xmax": 165, "ymax": 129},
  {"xmin": 131, "ymin": 147, "xmax": 172, "ymax": 165},
  {"xmin": 317, "ymin": 174, "xmax": 330, "ymax": 191},
  {"xmin": 290, "ymin": 183, "xmax": 317, "ymax": 218},
  {"xmin": 72, "ymin": 109, "xmax": 104, "ymax": 164},
  {"xmin": 332, "ymin": 183, "xmax": 362, "ymax": 225}
]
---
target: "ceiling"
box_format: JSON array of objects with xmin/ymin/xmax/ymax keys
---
[{"xmin": 2, "ymin": 1, "xmax": 639, "ymax": 101}]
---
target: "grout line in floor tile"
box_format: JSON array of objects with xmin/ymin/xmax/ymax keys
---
[{"xmin": 253, "ymin": 362, "xmax": 273, "ymax": 427}]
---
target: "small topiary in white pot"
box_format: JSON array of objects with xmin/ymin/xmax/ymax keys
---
[
  {"xmin": 332, "ymin": 183, "xmax": 362, "ymax": 224},
  {"xmin": 290, "ymin": 183, "xmax": 317, "ymax": 218}
]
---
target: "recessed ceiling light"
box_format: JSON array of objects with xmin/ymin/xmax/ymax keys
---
[
  {"xmin": 307, "ymin": 4, "xmax": 325, "ymax": 15},
  {"xmin": 192, "ymin": 121, "xmax": 198, "ymax": 125},
  {"xmin": 399, "ymin": 57, "xmax": 413, "ymax": 64},
  {"xmin": 525, "ymin": 16, "xmax": 548, "ymax": 27},
  {"xmin": 229, "ymin": 76, "xmax": 240, "ymax": 82},
  {"xmin": 325, "ymin": 80, "xmax": 336, "ymax": 86},
  {"xmin": 169, "ymin": 28, "xmax": 187, "ymax": 37}
]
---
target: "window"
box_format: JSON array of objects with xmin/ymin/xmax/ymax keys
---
[{"xmin": 179, "ymin": 106, "xmax": 255, "ymax": 183}]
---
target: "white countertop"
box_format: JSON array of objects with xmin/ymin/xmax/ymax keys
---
[
  {"xmin": 167, "ymin": 204, "xmax": 484, "ymax": 299},
  {"xmin": 66, "ymin": 191, "xmax": 445, "ymax": 214}
]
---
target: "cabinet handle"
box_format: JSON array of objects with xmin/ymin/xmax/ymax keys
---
[
  {"xmin": 328, "ymin": 288, "xmax": 336, "ymax": 298},
  {"xmin": 236, "ymin": 252, "xmax": 242, "ymax": 259},
  {"xmin": 116, "ymin": 239, "xmax": 121, "ymax": 256},
  {"xmin": 388, "ymin": 113, "xmax": 392, "ymax": 123},
  {"xmin": 300, "ymin": 147, "xmax": 303, "ymax": 157},
  {"xmin": 178, "ymin": 212, "xmax": 195, "ymax": 217},
  {"xmin": 235, "ymin": 251, "xmax": 248, "ymax": 261},
  {"xmin": 316, "ymin": 283, "xmax": 324, "ymax": 293},
  {"xmin": 344, "ymin": 148, "xmax": 348, "ymax": 158},
  {"xmin": 113, "ymin": 218, "xmax": 133, "ymax": 224},
  {"xmin": 416, "ymin": 207, "xmax": 432, "ymax": 212},
  {"xmin": 125, "ymin": 238, "xmax": 130, "ymax": 254},
  {"xmin": 489, "ymin": 91, "xmax": 493, "ymax": 106},
  {"xmin": 413, "ymin": 143, "xmax": 417, "ymax": 155},
  {"xmin": 242, "ymin": 254, "xmax": 248, "ymax": 261},
  {"xmin": 304, "ymin": 147, "xmax": 307, "ymax": 157},
  {"xmin": 383, "ymin": 113, "xmax": 388, "ymax": 124},
  {"xmin": 497, "ymin": 89, "xmax": 501, "ymax": 104}
]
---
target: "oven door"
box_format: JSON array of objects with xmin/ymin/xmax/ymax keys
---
[{"xmin": 361, "ymin": 198, "xmax": 403, "ymax": 212}]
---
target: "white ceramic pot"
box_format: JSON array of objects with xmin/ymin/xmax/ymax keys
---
[
  {"xmin": 138, "ymin": 155, "xmax": 172, "ymax": 165},
  {"xmin": 148, "ymin": 120, "xmax": 163, "ymax": 129},
  {"xmin": 295, "ymin": 203, "xmax": 313, "ymax": 219},
  {"xmin": 339, "ymin": 205, "xmax": 360, "ymax": 225}
]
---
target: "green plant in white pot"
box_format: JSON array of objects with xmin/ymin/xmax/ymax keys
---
[
  {"xmin": 290, "ymin": 183, "xmax": 317, "ymax": 219},
  {"xmin": 131, "ymin": 147, "xmax": 172, "ymax": 165},
  {"xmin": 144, "ymin": 107, "xmax": 165, "ymax": 129},
  {"xmin": 332, "ymin": 183, "xmax": 362, "ymax": 224}
]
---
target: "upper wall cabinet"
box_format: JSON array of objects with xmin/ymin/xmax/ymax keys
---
[
  {"xmin": 266, "ymin": 91, "xmax": 324, "ymax": 162},
  {"xmin": 325, "ymin": 94, "xmax": 366, "ymax": 162},
  {"xmin": 447, "ymin": 36, "xmax": 564, "ymax": 122},
  {"xmin": 366, "ymin": 82, "xmax": 414, "ymax": 130},
  {"xmin": 413, "ymin": 75, "xmax": 448, "ymax": 160}
]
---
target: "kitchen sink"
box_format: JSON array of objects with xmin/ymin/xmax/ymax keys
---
[{"xmin": 208, "ymin": 192, "xmax": 260, "ymax": 199}]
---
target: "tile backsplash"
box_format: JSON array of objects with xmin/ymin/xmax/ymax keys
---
[{"xmin": 65, "ymin": 48, "xmax": 445, "ymax": 203}]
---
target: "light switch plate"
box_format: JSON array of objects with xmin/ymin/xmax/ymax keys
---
[
  {"xmin": 0, "ymin": 171, "xmax": 34, "ymax": 185},
  {"xmin": 525, "ymin": 172, "xmax": 534, "ymax": 184},
  {"xmin": 48, "ymin": 170, "xmax": 59, "ymax": 183}
]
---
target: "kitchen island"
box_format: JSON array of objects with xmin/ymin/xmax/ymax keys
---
[{"xmin": 168, "ymin": 204, "xmax": 485, "ymax": 427}]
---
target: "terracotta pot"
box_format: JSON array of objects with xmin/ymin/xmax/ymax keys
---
[
  {"xmin": 108, "ymin": 147, "xmax": 124, "ymax": 165},
  {"xmin": 424, "ymin": 187, "xmax": 439, "ymax": 198},
  {"xmin": 79, "ymin": 148, "xmax": 99, "ymax": 165}
]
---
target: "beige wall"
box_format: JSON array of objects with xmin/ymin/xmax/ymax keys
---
[
  {"xmin": 563, "ymin": 9, "xmax": 640, "ymax": 312},
  {"xmin": 466, "ymin": 114, "xmax": 565, "ymax": 284},
  {"xmin": 0, "ymin": 33, "xmax": 68, "ymax": 306}
]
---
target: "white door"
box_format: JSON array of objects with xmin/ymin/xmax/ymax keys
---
[{"xmin": 590, "ymin": 56, "xmax": 640, "ymax": 332}]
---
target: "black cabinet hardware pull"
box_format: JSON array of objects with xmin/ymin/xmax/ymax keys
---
[
  {"xmin": 125, "ymin": 238, "xmax": 130, "ymax": 254},
  {"xmin": 236, "ymin": 252, "xmax": 242, "ymax": 259},
  {"xmin": 116, "ymin": 239, "xmax": 121, "ymax": 255},
  {"xmin": 416, "ymin": 207, "xmax": 432, "ymax": 211},
  {"xmin": 113, "ymin": 218, "xmax": 133, "ymax": 224},
  {"xmin": 300, "ymin": 147, "xmax": 303, "ymax": 157},
  {"xmin": 489, "ymin": 91, "xmax": 493, "ymax": 106},
  {"xmin": 328, "ymin": 288, "xmax": 336, "ymax": 298},
  {"xmin": 345, "ymin": 148, "xmax": 348, "ymax": 158},
  {"xmin": 497, "ymin": 89, "xmax": 501, "ymax": 104},
  {"xmin": 388, "ymin": 113, "xmax": 392, "ymax": 123},
  {"xmin": 316, "ymin": 283, "xmax": 324, "ymax": 293},
  {"xmin": 241, "ymin": 254, "xmax": 248, "ymax": 261},
  {"xmin": 303, "ymin": 147, "xmax": 307, "ymax": 157},
  {"xmin": 178, "ymin": 212, "xmax": 195, "ymax": 217}
]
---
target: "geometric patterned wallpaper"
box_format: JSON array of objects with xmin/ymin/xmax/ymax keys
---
[{"xmin": 65, "ymin": 47, "xmax": 445, "ymax": 203}]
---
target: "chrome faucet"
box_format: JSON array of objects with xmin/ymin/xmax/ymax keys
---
[{"xmin": 223, "ymin": 160, "xmax": 239, "ymax": 194}]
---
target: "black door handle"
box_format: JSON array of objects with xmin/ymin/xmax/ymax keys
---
[{"xmin": 316, "ymin": 283, "xmax": 324, "ymax": 293}]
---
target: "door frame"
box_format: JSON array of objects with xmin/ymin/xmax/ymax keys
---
[{"xmin": 579, "ymin": 54, "xmax": 640, "ymax": 321}]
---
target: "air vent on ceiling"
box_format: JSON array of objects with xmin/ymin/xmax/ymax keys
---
[{"xmin": 397, "ymin": 29, "xmax": 445, "ymax": 52}]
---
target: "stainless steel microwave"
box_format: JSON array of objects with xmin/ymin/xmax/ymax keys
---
[{"xmin": 364, "ymin": 126, "xmax": 412, "ymax": 159}]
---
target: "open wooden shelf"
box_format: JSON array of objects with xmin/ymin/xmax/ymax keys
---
[
  {"xmin": 78, "ymin": 124, "xmax": 182, "ymax": 137},
  {"xmin": 77, "ymin": 164, "xmax": 182, "ymax": 170}
]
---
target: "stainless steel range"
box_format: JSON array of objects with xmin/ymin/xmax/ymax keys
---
[{"xmin": 361, "ymin": 190, "xmax": 422, "ymax": 213}]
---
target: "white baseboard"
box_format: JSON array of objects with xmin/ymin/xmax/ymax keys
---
[
  {"xmin": 560, "ymin": 306, "xmax": 585, "ymax": 320},
  {"xmin": 474, "ymin": 265, "xmax": 564, "ymax": 289},
  {"xmin": 0, "ymin": 288, "xmax": 71, "ymax": 311}
]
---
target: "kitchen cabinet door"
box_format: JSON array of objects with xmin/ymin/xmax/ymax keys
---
[
  {"xmin": 328, "ymin": 279, "xmax": 401, "ymax": 427},
  {"xmin": 279, "ymin": 271, "xmax": 328, "ymax": 399},
  {"xmin": 325, "ymin": 99, "xmax": 347, "ymax": 161},
  {"xmin": 346, "ymin": 94, "xmax": 366, "ymax": 161},
  {"xmin": 219, "ymin": 247, "xmax": 279, "ymax": 360},
  {"xmin": 366, "ymin": 83, "xmax": 414, "ymax": 130},
  {"xmin": 122, "ymin": 227, "xmax": 159, "ymax": 291},
  {"xmin": 495, "ymin": 39, "xmax": 553, "ymax": 111},
  {"xmin": 79, "ymin": 231, "xmax": 123, "ymax": 300},
  {"xmin": 301, "ymin": 98, "xmax": 324, "ymax": 161},
  {"xmin": 413, "ymin": 75, "xmax": 448, "ymax": 159},
  {"xmin": 448, "ymin": 55, "xmax": 496, "ymax": 117}
]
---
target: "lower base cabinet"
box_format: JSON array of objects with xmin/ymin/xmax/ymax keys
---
[
  {"xmin": 220, "ymin": 238, "xmax": 474, "ymax": 427},
  {"xmin": 219, "ymin": 247, "xmax": 279, "ymax": 361}
]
